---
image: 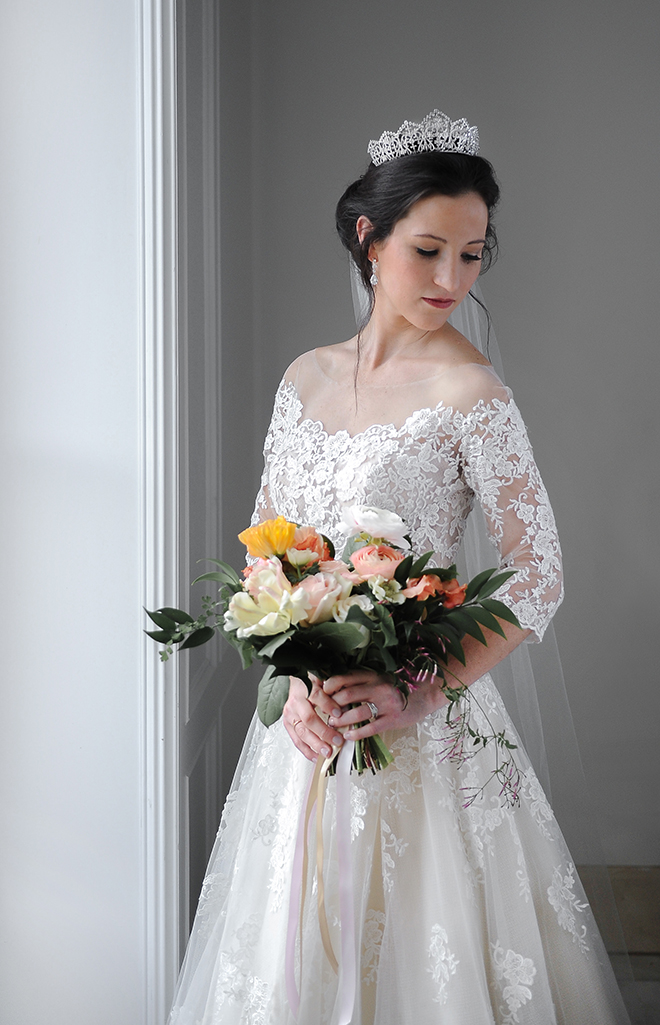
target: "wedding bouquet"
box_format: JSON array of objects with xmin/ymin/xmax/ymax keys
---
[{"xmin": 146, "ymin": 506, "xmax": 522, "ymax": 804}]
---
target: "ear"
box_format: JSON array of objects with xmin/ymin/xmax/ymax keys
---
[{"xmin": 356, "ymin": 215, "xmax": 373, "ymax": 246}]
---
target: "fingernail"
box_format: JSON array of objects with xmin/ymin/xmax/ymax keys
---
[
  {"xmin": 328, "ymin": 717, "xmax": 337, "ymax": 726},
  {"xmin": 322, "ymin": 746, "xmax": 332, "ymax": 757},
  {"xmin": 333, "ymin": 735, "xmax": 343, "ymax": 746}
]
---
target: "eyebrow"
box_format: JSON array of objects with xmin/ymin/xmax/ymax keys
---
[{"xmin": 413, "ymin": 233, "xmax": 486, "ymax": 245}]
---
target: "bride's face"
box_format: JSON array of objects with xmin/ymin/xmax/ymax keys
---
[{"xmin": 368, "ymin": 192, "xmax": 488, "ymax": 330}]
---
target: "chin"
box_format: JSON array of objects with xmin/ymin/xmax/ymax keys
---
[{"xmin": 408, "ymin": 307, "xmax": 453, "ymax": 331}]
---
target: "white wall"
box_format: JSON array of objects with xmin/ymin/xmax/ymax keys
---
[{"xmin": 0, "ymin": 2, "xmax": 145, "ymax": 1022}]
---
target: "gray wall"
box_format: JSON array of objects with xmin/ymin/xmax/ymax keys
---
[{"xmin": 221, "ymin": 0, "xmax": 659, "ymax": 864}]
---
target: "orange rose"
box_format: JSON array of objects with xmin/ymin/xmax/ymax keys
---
[
  {"xmin": 439, "ymin": 579, "xmax": 468, "ymax": 609},
  {"xmin": 350, "ymin": 544, "xmax": 405, "ymax": 581},
  {"xmin": 401, "ymin": 574, "xmax": 447, "ymax": 601},
  {"xmin": 401, "ymin": 574, "xmax": 467, "ymax": 607},
  {"xmin": 284, "ymin": 525, "xmax": 331, "ymax": 566}
]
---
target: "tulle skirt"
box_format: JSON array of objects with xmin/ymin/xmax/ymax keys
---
[{"xmin": 168, "ymin": 675, "xmax": 630, "ymax": 1024}]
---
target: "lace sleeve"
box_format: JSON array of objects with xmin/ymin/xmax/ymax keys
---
[
  {"xmin": 249, "ymin": 378, "xmax": 287, "ymax": 527},
  {"xmin": 458, "ymin": 395, "xmax": 564, "ymax": 641}
]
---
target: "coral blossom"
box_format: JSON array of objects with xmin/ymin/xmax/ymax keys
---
[
  {"xmin": 439, "ymin": 579, "xmax": 468, "ymax": 608},
  {"xmin": 402, "ymin": 574, "xmax": 467, "ymax": 607},
  {"xmin": 350, "ymin": 544, "xmax": 405, "ymax": 580}
]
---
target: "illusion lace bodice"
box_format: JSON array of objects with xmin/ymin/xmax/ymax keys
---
[{"xmin": 252, "ymin": 359, "xmax": 563, "ymax": 641}]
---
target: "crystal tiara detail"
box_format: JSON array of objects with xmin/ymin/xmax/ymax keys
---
[{"xmin": 367, "ymin": 110, "xmax": 480, "ymax": 166}]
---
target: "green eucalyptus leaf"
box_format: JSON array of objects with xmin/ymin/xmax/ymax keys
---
[
  {"xmin": 471, "ymin": 570, "xmax": 516, "ymax": 600},
  {"xmin": 480, "ymin": 598, "xmax": 521, "ymax": 628},
  {"xmin": 464, "ymin": 568, "xmax": 497, "ymax": 602},
  {"xmin": 194, "ymin": 558, "xmax": 242, "ymax": 587},
  {"xmin": 158, "ymin": 607, "xmax": 195, "ymax": 624},
  {"xmin": 463, "ymin": 606, "xmax": 507, "ymax": 638},
  {"xmin": 179, "ymin": 626, "xmax": 215, "ymax": 650},
  {"xmin": 303, "ymin": 622, "xmax": 366, "ymax": 651},
  {"xmin": 409, "ymin": 551, "xmax": 434, "ymax": 578},
  {"xmin": 394, "ymin": 554, "xmax": 414, "ymax": 585},
  {"xmin": 191, "ymin": 570, "xmax": 233, "ymax": 586},
  {"xmin": 345, "ymin": 604, "xmax": 376, "ymax": 629},
  {"xmin": 145, "ymin": 629, "xmax": 172, "ymax": 643},
  {"xmin": 145, "ymin": 608, "xmax": 177, "ymax": 631},
  {"xmin": 446, "ymin": 609, "xmax": 487, "ymax": 645},
  {"xmin": 257, "ymin": 667, "xmax": 291, "ymax": 727},
  {"xmin": 256, "ymin": 630, "xmax": 295, "ymax": 658}
]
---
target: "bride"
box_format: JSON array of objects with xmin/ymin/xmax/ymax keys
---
[{"xmin": 168, "ymin": 112, "xmax": 631, "ymax": 1024}]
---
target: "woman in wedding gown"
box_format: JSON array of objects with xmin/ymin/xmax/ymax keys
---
[{"xmin": 168, "ymin": 113, "xmax": 631, "ymax": 1024}]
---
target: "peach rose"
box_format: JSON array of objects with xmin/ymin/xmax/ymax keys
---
[
  {"xmin": 296, "ymin": 569, "xmax": 354, "ymax": 625},
  {"xmin": 350, "ymin": 544, "xmax": 405, "ymax": 581}
]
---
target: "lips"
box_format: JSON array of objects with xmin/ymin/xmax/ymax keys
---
[{"xmin": 422, "ymin": 297, "xmax": 454, "ymax": 309}]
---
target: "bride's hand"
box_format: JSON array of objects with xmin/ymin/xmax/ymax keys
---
[
  {"xmin": 283, "ymin": 676, "xmax": 345, "ymax": 762},
  {"xmin": 323, "ymin": 669, "xmax": 449, "ymax": 740}
]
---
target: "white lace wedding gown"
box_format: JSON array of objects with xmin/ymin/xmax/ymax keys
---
[{"xmin": 168, "ymin": 358, "xmax": 630, "ymax": 1025}]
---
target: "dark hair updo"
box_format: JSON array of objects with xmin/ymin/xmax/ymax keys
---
[{"xmin": 335, "ymin": 151, "xmax": 500, "ymax": 317}]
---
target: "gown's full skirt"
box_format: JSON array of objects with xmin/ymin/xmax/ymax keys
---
[{"xmin": 168, "ymin": 673, "xmax": 630, "ymax": 1025}]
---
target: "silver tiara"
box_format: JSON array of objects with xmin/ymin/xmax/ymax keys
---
[{"xmin": 367, "ymin": 109, "xmax": 479, "ymax": 166}]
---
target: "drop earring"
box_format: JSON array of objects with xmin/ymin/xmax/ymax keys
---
[{"xmin": 370, "ymin": 259, "xmax": 378, "ymax": 288}]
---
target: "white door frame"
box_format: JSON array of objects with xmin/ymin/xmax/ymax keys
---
[{"xmin": 138, "ymin": 1, "xmax": 181, "ymax": 1021}]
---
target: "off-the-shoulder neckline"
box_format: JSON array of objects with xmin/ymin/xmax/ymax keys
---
[
  {"xmin": 277, "ymin": 377, "xmax": 515, "ymax": 444},
  {"xmin": 311, "ymin": 348, "xmax": 495, "ymax": 388}
]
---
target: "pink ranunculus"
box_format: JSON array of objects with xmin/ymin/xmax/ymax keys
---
[
  {"xmin": 318, "ymin": 559, "xmax": 360, "ymax": 582},
  {"xmin": 296, "ymin": 569, "xmax": 354, "ymax": 625},
  {"xmin": 350, "ymin": 544, "xmax": 405, "ymax": 581}
]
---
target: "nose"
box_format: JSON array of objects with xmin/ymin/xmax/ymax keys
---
[{"xmin": 433, "ymin": 256, "xmax": 462, "ymax": 295}]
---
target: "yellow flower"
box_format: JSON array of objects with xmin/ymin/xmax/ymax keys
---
[{"xmin": 238, "ymin": 515, "xmax": 297, "ymax": 558}]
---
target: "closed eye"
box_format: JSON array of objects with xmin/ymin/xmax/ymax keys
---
[
  {"xmin": 416, "ymin": 248, "xmax": 439, "ymax": 258},
  {"xmin": 462, "ymin": 253, "xmax": 482, "ymax": 262}
]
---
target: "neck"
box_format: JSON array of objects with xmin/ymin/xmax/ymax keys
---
[{"xmin": 357, "ymin": 299, "xmax": 449, "ymax": 373}]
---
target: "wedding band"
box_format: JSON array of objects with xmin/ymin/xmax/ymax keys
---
[
  {"xmin": 366, "ymin": 701, "xmax": 379, "ymax": 722},
  {"xmin": 292, "ymin": 718, "xmax": 303, "ymax": 730}
]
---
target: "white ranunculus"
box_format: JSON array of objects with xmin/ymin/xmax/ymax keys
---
[
  {"xmin": 332, "ymin": 594, "xmax": 374, "ymax": 648},
  {"xmin": 340, "ymin": 505, "xmax": 410, "ymax": 549},
  {"xmin": 332, "ymin": 593, "xmax": 375, "ymax": 623}
]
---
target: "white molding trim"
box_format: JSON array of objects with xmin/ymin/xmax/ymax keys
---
[{"xmin": 138, "ymin": 1, "xmax": 180, "ymax": 1022}]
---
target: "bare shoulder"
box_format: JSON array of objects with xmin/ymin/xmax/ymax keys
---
[
  {"xmin": 434, "ymin": 337, "xmax": 509, "ymax": 415},
  {"xmin": 283, "ymin": 339, "xmax": 356, "ymax": 388},
  {"xmin": 440, "ymin": 322, "xmax": 491, "ymax": 369}
]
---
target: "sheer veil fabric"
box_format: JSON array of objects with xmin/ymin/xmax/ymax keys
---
[
  {"xmin": 355, "ymin": 268, "xmax": 638, "ymax": 1005},
  {"xmin": 166, "ymin": 276, "xmax": 639, "ymax": 1024}
]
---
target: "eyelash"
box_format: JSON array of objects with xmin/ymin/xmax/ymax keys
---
[{"xmin": 415, "ymin": 248, "xmax": 482, "ymax": 263}]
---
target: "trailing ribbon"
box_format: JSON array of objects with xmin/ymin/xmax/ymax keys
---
[{"xmin": 285, "ymin": 739, "xmax": 357, "ymax": 1024}]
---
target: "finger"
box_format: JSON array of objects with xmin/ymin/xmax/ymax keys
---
[
  {"xmin": 288, "ymin": 713, "xmax": 343, "ymax": 758},
  {"xmin": 323, "ymin": 671, "xmax": 376, "ymax": 695},
  {"xmin": 344, "ymin": 715, "xmax": 401, "ymax": 742},
  {"xmin": 284, "ymin": 722, "xmax": 318, "ymax": 761},
  {"xmin": 307, "ymin": 688, "xmax": 342, "ymax": 718},
  {"xmin": 331, "ymin": 684, "xmax": 392, "ymax": 708},
  {"xmin": 328, "ymin": 704, "xmax": 374, "ymax": 728}
]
